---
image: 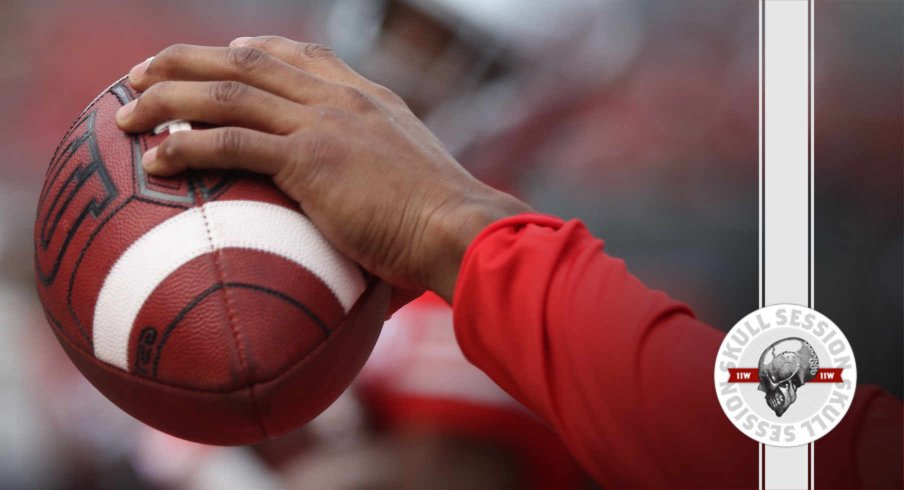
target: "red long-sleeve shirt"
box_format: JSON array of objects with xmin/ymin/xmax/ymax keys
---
[{"xmin": 452, "ymin": 214, "xmax": 902, "ymax": 488}]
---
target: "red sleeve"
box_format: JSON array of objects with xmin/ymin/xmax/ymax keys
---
[{"xmin": 451, "ymin": 214, "xmax": 901, "ymax": 488}]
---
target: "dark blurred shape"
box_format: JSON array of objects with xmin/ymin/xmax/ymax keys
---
[
  {"xmin": 813, "ymin": 0, "xmax": 903, "ymax": 487},
  {"xmin": 325, "ymin": 0, "xmax": 644, "ymax": 157},
  {"xmin": 814, "ymin": 0, "xmax": 903, "ymax": 399}
]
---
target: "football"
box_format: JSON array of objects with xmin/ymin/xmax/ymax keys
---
[{"xmin": 33, "ymin": 77, "xmax": 390, "ymax": 445}]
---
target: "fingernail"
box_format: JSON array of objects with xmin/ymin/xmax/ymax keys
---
[
  {"xmin": 129, "ymin": 56, "xmax": 154, "ymax": 82},
  {"xmin": 230, "ymin": 37, "xmax": 252, "ymax": 47},
  {"xmin": 116, "ymin": 99, "xmax": 137, "ymax": 122},
  {"xmin": 141, "ymin": 146, "xmax": 158, "ymax": 169}
]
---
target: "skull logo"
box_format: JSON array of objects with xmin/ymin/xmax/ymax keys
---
[{"xmin": 757, "ymin": 338, "xmax": 819, "ymax": 417}]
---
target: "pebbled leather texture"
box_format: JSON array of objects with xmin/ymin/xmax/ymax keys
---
[{"xmin": 34, "ymin": 78, "xmax": 389, "ymax": 445}]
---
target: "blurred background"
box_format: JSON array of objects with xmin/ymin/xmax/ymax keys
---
[{"xmin": 0, "ymin": 0, "xmax": 899, "ymax": 488}]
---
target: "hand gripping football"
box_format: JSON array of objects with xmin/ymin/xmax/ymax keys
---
[{"xmin": 34, "ymin": 78, "xmax": 389, "ymax": 445}]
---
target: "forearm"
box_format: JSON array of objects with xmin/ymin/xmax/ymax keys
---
[
  {"xmin": 451, "ymin": 214, "xmax": 903, "ymax": 488},
  {"xmin": 451, "ymin": 214, "xmax": 757, "ymax": 487}
]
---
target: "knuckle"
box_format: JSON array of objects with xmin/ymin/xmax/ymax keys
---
[
  {"xmin": 214, "ymin": 128, "xmax": 244, "ymax": 158},
  {"xmin": 317, "ymin": 108, "xmax": 344, "ymax": 125},
  {"xmin": 227, "ymin": 46, "xmax": 266, "ymax": 72},
  {"xmin": 369, "ymin": 83, "xmax": 404, "ymax": 106},
  {"xmin": 140, "ymin": 81, "xmax": 174, "ymax": 107},
  {"xmin": 273, "ymin": 146, "xmax": 301, "ymax": 193},
  {"xmin": 209, "ymin": 80, "xmax": 247, "ymax": 105},
  {"xmin": 291, "ymin": 132, "xmax": 337, "ymax": 183},
  {"xmin": 154, "ymin": 44, "xmax": 189, "ymax": 72},
  {"xmin": 159, "ymin": 132, "xmax": 186, "ymax": 159},
  {"xmin": 304, "ymin": 132, "xmax": 336, "ymax": 167},
  {"xmin": 340, "ymin": 86, "xmax": 377, "ymax": 112},
  {"xmin": 298, "ymin": 42, "xmax": 336, "ymax": 61},
  {"xmin": 255, "ymin": 35, "xmax": 288, "ymax": 50},
  {"xmin": 276, "ymin": 132, "xmax": 344, "ymax": 204}
]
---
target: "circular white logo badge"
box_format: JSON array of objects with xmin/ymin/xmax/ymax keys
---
[{"xmin": 713, "ymin": 304, "xmax": 857, "ymax": 447}]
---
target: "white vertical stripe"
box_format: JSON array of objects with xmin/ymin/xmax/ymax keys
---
[
  {"xmin": 763, "ymin": 0, "xmax": 809, "ymax": 308},
  {"xmin": 762, "ymin": 1, "xmax": 811, "ymax": 488},
  {"xmin": 93, "ymin": 201, "xmax": 365, "ymax": 370}
]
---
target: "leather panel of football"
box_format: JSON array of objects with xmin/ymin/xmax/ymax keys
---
[
  {"xmin": 254, "ymin": 280, "xmax": 391, "ymax": 438},
  {"xmin": 129, "ymin": 253, "xmax": 242, "ymax": 391},
  {"xmin": 212, "ymin": 248, "xmax": 345, "ymax": 383}
]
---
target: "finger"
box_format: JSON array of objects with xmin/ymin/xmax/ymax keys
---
[
  {"xmin": 128, "ymin": 44, "xmax": 336, "ymax": 106},
  {"xmin": 230, "ymin": 36, "xmax": 352, "ymax": 80},
  {"xmin": 230, "ymin": 36, "xmax": 390, "ymax": 98},
  {"xmin": 117, "ymin": 80, "xmax": 303, "ymax": 134},
  {"xmin": 142, "ymin": 127, "xmax": 289, "ymax": 177}
]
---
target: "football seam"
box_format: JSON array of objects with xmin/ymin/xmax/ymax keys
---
[
  {"xmin": 197, "ymin": 196, "xmax": 270, "ymax": 439},
  {"xmin": 150, "ymin": 281, "xmax": 332, "ymax": 379}
]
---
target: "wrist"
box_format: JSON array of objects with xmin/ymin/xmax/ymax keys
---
[{"xmin": 427, "ymin": 185, "xmax": 533, "ymax": 303}]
